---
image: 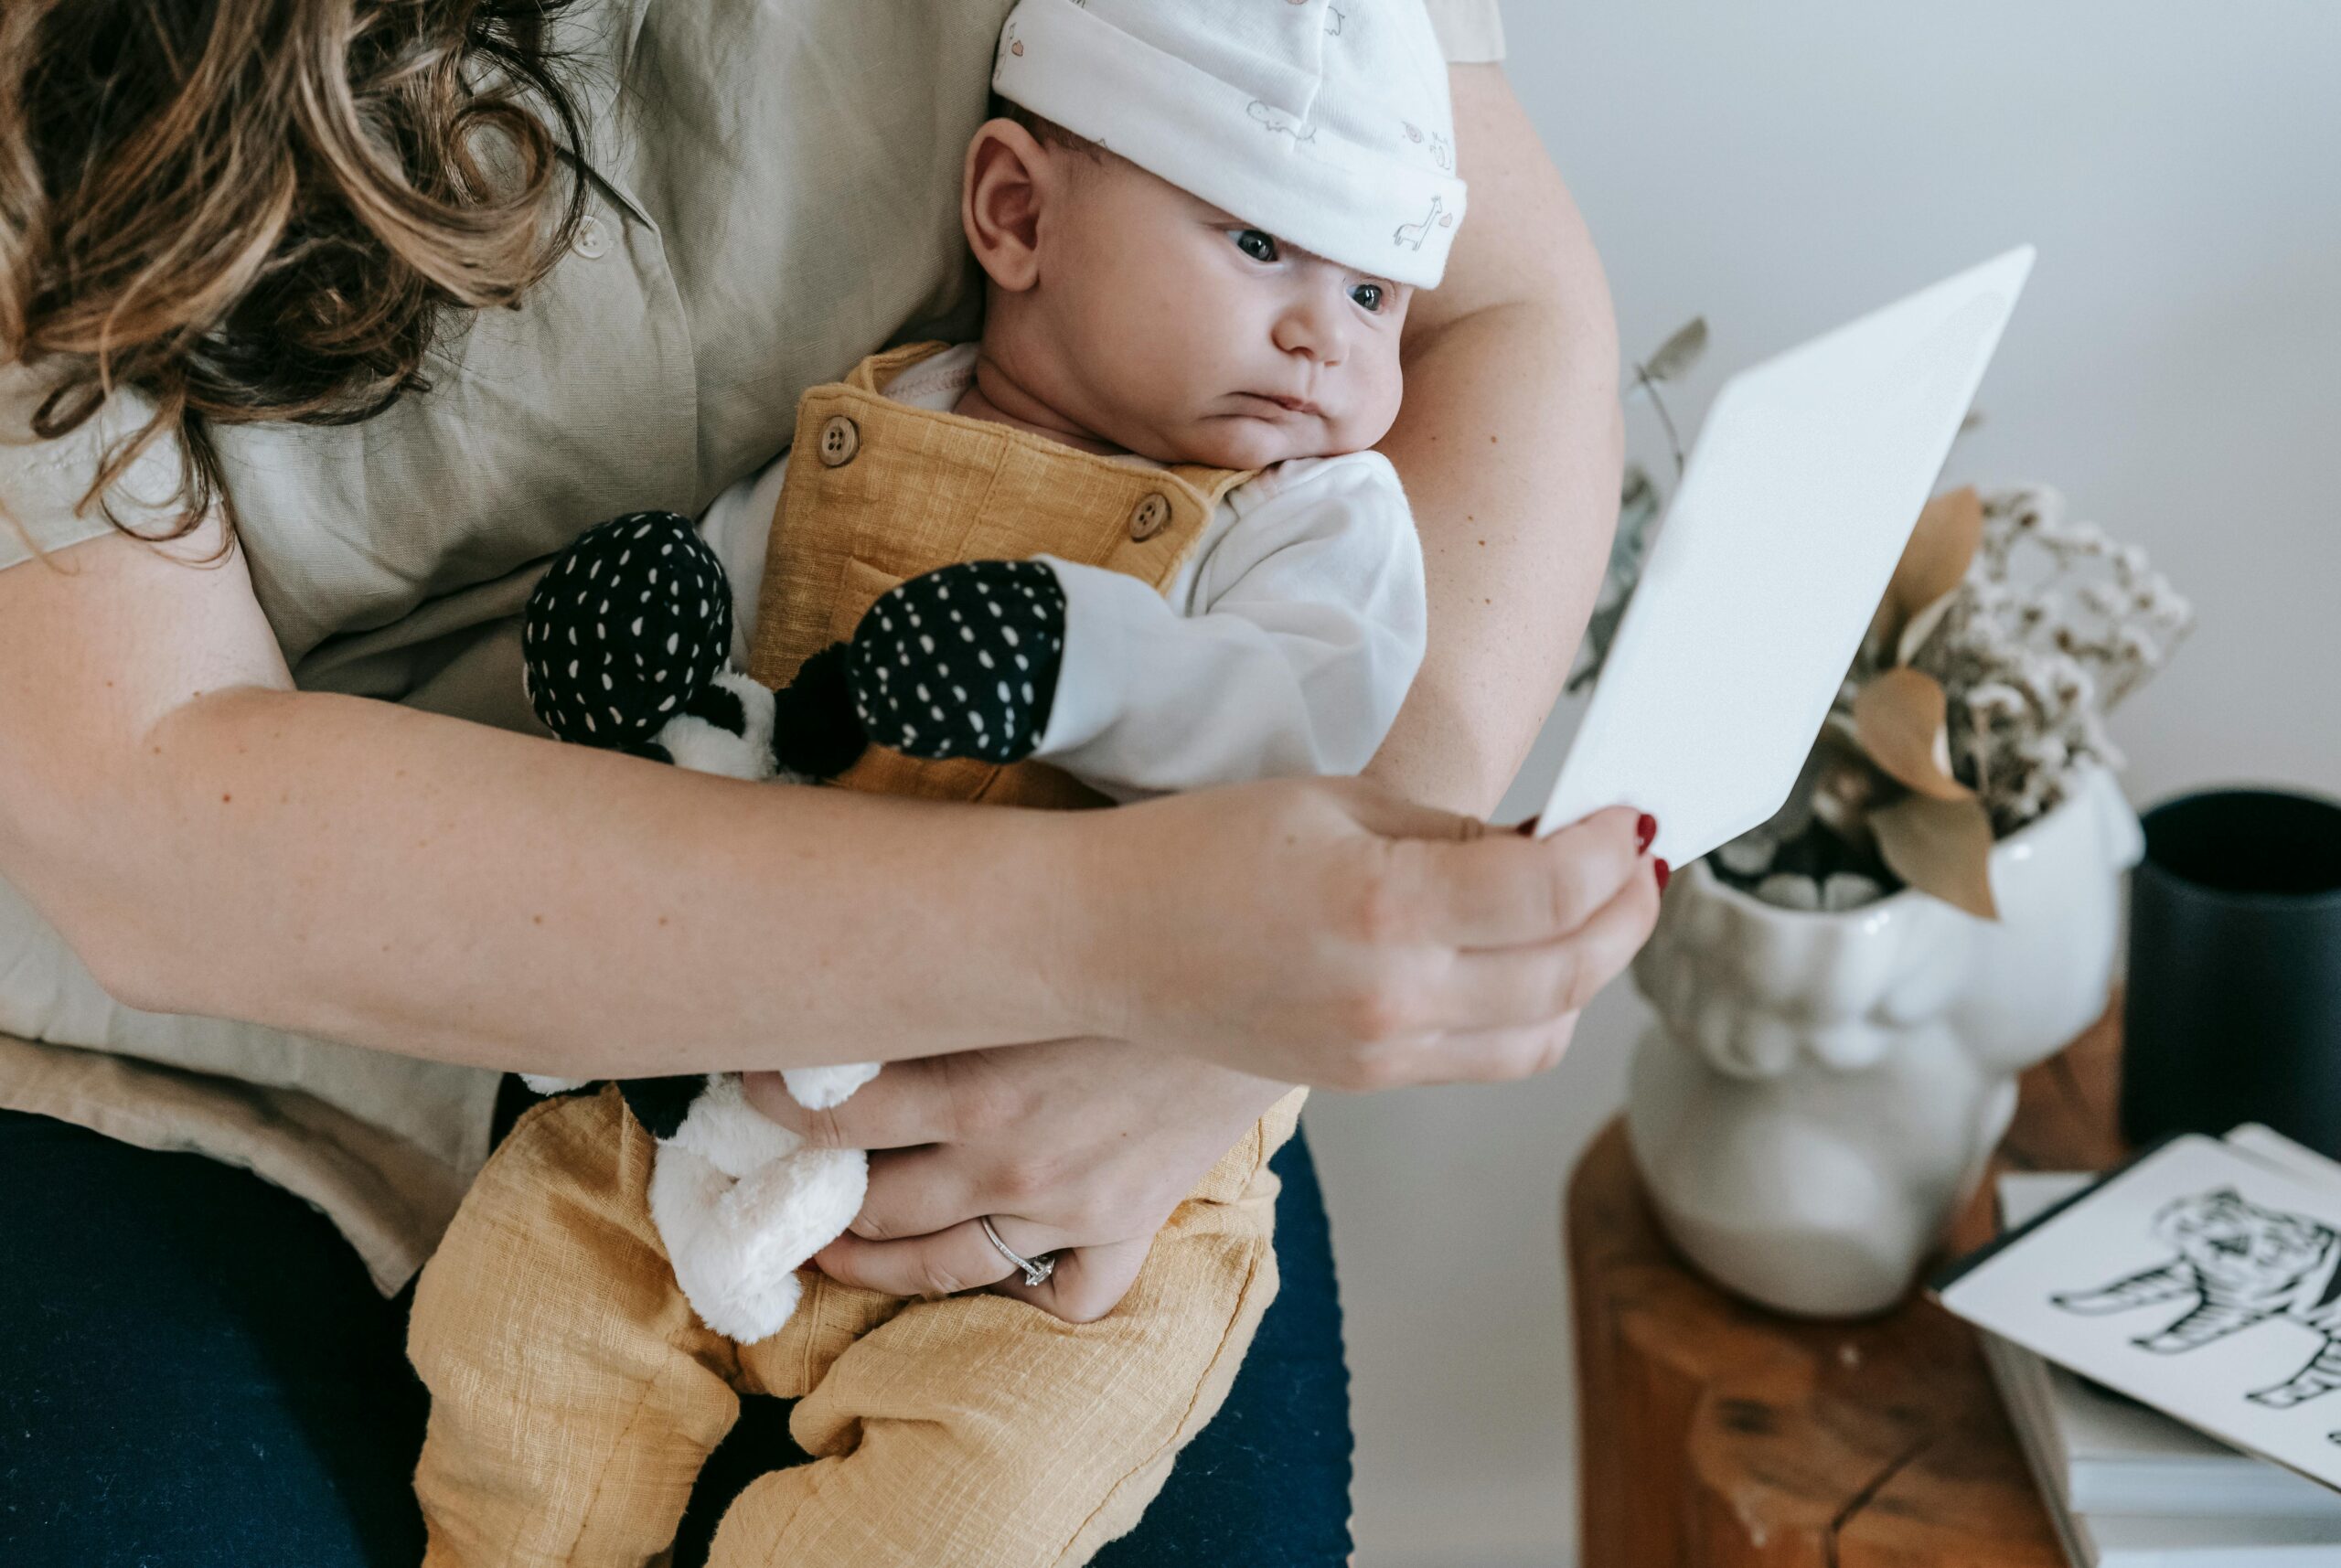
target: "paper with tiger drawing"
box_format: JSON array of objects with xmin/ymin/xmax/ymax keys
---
[{"xmin": 1937, "ymin": 1132, "xmax": 2341, "ymax": 1493}]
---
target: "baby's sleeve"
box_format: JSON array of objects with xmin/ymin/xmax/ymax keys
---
[{"xmin": 1033, "ymin": 453, "xmax": 1427, "ymax": 801}]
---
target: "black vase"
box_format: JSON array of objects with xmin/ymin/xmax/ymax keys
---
[{"xmin": 2120, "ymin": 788, "xmax": 2341, "ymax": 1156}]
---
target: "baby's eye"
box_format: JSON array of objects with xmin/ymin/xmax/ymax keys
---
[
  {"xmin": 1230, "ymin": 229, "xmax": 1280, "ymax": 262},
  {"xmin": 1350, "ymin": 281, "xmax": 1385, "ymax": 313}
]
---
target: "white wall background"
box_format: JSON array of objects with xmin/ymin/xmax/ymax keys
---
[{"xmin": 1304, "ymin": 5, "xmax": 2341, "ymax": 1564}]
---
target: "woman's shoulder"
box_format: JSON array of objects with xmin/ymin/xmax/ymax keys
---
[{"xmin": 0, "ymin": 365, "xmax": 192, "ymax": 571}]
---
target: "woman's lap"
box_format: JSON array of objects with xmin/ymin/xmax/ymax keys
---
[
  {"xmin": 0, "ymin": 1108, "xmax": 432, "ymax": 1567},
  {"xmin": 0, "ymin": 1108, "xmax": 1352, "ymax": 1566},
  {"xmin": 1093, "ymin": 1129, "xmax": 1356, "ymax": 1567}
]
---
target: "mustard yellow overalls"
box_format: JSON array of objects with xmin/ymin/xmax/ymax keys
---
[{"xmin": 411, "ymin": 344, "xmax": 1309, "ymax": 1568}]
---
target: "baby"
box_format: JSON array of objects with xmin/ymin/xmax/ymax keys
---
[{"xmin": 408, "ymin": 2, "xmax": 1467, "ymax": 1563}]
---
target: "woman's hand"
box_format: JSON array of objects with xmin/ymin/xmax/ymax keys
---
[
  {"xmin": 743, "ymin": 792, "xmax": 1660, "ymax": 1322},
  {"xmin": 746, "ymin": 1040, "xmax": 1288, "ymax": 1322},
  {"xmin": 1062, "ymin": 783, "xmax": 1662, "ymax": 1091}
]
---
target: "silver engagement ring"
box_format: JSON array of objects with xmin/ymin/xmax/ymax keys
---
[{"xmin": 978, "ymin": 1216, "xmax": 1056, "ymax": 1287}]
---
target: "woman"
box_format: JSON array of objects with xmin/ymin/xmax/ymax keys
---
[{"xmin": 0, "ymin": 2, "xmax": 1644, "ymax": 1563}]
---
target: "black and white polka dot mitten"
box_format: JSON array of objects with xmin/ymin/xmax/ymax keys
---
[
  {"xmin": 844, "ymin": 560, "xmax": 1067, "ymax": 764},
  {"xmin": 523, "ymin": 512, "xmax": 735, "ymax": 756}
]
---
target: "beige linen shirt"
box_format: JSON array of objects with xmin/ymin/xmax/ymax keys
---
[{"xmin": 0, "ymin": 0, "xmax": 1505, "ymax": 1293}]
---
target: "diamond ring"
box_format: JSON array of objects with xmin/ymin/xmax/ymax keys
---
[{"xmin": 978, "ymin": 1215, "xmax": 1056, "ymax": 1287}]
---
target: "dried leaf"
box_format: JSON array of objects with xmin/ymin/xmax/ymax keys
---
[
  {"xmin": 1641, "ymin": 317, "xmax": 1709, "ymax": 384},
  {"xmin": 1871, "ymin": 794, "xmax": 1999, "ymax": 920},
  {"xmin": 1896, "ymin": 587, "xmax": 1962, "ymax": 667},
  {"xmin": 1870, "ymin": 487, "xmax": 1984, "ymax": 654},
  {"xmin": 1854, "ymin": 667, "xmax": 1972, "ymax": 801}
]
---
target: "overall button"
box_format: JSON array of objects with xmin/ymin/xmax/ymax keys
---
[
  {"xmin": 571, "ymin": 214, "xmax": 613, "ymax": 261},
  {"xmin": 818, "ymin": 414, "xmax": 861, "ymax": 467},
  {"xmin": 1128, "ymin": 492, "xmax": 1172, "ymax": 541}
]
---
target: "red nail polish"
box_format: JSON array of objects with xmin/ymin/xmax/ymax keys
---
[
  {"xmin": 1515, "ymin": 815, "xmax": 1541, "ymax": 837},
  {"xmin": 1635, "ymin": 813, "xmax": 1658, "ymax": 853},
  {"xmin": 1654, "ymin": 858, "xmax": 1672, "ymax": 892}
]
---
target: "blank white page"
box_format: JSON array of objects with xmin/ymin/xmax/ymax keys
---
[{"xmin": 1542, "ymin": 245, "xmax": 2035, "ymax": 864}]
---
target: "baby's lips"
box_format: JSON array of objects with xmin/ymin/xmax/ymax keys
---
[{"xmin": 1233, "ymin": 390, "xmax": 1320, "ymax": 417}]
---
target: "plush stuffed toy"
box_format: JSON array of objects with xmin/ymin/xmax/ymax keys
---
[{"xmin": 515, "ymin": 510, "xmax": 1067, "ymax": 1339}]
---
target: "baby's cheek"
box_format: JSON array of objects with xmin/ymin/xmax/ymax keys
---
[
  {"xmin": 1329, "ymin": 397, "xmax": 1399, "ymax": 457},
  {"xmin": 1346, "ymin": 357, "xmax": 1407, "ymax": 451}
]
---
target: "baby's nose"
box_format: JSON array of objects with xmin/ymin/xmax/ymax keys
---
[{"xmin": 1271, "ymin": 292, "xmax": 1349, "ymax": 364}]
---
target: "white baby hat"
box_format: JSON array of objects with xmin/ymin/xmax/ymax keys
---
[{"xmin": 992, "ymin": 0, "xmax": 1468, "ymax": 288}]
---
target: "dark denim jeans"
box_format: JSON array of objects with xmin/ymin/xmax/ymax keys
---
[{"xmin": 0, "ymin": 1104, "xmax": 1352, "ymax": 1566}]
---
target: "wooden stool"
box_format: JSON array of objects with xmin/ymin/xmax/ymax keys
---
[{"xmin": 1567, "ymin": 1008, "xmax": 2126, "ymax": 1566}]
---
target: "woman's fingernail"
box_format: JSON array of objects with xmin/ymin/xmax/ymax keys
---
[
  {"xmin": 1635, "ymin": 813, "xmax": 1659, "ymax": 853},
  {"xmin": 1515, "ymin": 815, "xmax": 1541, "ymax": 837},
  {"xmin": 1654, "ymin": 858, "xmax": 1672, "ymax": 892}
]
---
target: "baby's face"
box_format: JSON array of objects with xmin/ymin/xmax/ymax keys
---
[{"xmin": 1005, "ymin": 152, "xmax": 1415, "ymax": 468}]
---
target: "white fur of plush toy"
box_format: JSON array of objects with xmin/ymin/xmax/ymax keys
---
[
  {"xmin": 648, "ymin": 1072, "xmax": 870, "ymax": 1340},
  {"xmin": 661, "ymin": 672, "xmax": 785, "ymax": 782},
  {"xmin": 525, "ymin": 669, "xmax": 882, "ymax": 1342}
]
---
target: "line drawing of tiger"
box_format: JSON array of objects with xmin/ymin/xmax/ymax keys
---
[{"xmin": 2051, "ymin": 1186, "xmax": 2341, "ymax": 1413}]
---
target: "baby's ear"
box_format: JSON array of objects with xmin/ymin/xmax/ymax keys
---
[{"xmin": 961, "ymin": 117, "xmax": 1052, "ymax": 293}]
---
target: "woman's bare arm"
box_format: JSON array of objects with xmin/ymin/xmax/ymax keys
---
[
  {"xmin": 0, "ymin": 516, "xmax": 1647, "ymax": 1087},
  {"xmin": 0, "ymin": 520, "xmax": 1103, "ymax": 1076},
  {"xmin": 1373, "ymin": 63, "xmax": 1625, "ymax": 815}
]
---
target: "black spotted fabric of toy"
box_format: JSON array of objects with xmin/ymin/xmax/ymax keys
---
[
  {"xmin": 844, "ymin": 560, "xmax": 1067, "ymax": 764},
  {"xmin": 524, "ymin": 519, "xmax": 1068, "ymax": 777},
  {"xmin": 523, "ymin": 512, "xmax": 732, "ymax": 752}
]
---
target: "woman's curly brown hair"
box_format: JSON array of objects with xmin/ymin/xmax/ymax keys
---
[{"xmin": 0, "ymin": 0, "xmax": 586, "ymax": 546}]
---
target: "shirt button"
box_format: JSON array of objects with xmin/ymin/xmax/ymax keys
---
[
  {"xmin": 572, "ymin": 214, "xmax": 613, "ymax": 261},
  {"xmin": 818, "ymin": 414, "xmax": 861, "ymax": 467},
  {"xmin": 1128, "ymin": 492, "xmax": 1172, "ymax": 541}
]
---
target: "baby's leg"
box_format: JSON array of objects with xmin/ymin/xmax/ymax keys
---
[
  {"xmin": 711, "ymin": 1092, "xmax": 1306, "ymax": 1568},
  {"xmin": 409, "ymin": 1087, "xmax": 744, "ymax": 1568}
]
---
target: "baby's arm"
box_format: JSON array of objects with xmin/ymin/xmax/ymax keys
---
[
  {"xmin": 838, "ymin": 454, "xmax": 1422, "ymax": 791},
  {"xmin": 1031, "ymin": 453, "xmax": 1427, "ymax": 798}
]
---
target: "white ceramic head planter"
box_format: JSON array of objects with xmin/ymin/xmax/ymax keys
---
[{"xmin": 1625, "ymin": 767, "xmax": 2145, "ymax": 1317}]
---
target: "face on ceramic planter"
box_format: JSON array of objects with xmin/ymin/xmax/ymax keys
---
[{"xmin": 1623, "ymin": 766, "xmax": 2145, "ymax": 1318}]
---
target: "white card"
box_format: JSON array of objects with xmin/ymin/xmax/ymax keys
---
[
  {"xmin": 1541, "ymin": 246, "xmax": 2036, "ymax": 863},
  {"xmin": 1940, "ymin": 1134, "xmax": 2341, "ymax": 1495}
]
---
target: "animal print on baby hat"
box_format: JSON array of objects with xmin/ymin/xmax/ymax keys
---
[{"xmin": 992, "ymin": 0, "xmax": 1467, "ymax": 288}]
